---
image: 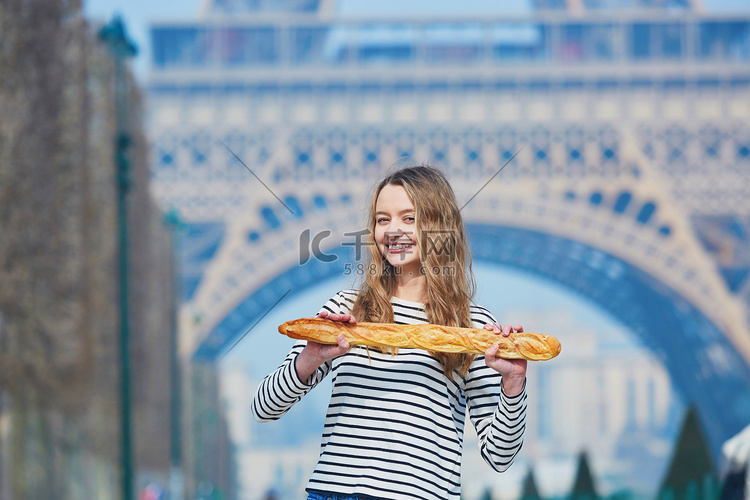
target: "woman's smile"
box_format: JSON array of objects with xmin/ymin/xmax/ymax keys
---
[{"xmin": 386, "ymin": 240, "xmax": 414, "ymax": 253}]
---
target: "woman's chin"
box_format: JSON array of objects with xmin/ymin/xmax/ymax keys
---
[{"xmin": 388, "ymin": 260, "xmax": 423, "ymax": 276}]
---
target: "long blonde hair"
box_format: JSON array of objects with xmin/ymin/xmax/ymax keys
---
[{"xmin": 351, "ymin": 165, "xmax": 477, "ymax": 379}]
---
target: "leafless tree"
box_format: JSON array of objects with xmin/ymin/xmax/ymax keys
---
[{"xmin": 0, "ymin": 0, "xmax": 177, "ymax": 498}]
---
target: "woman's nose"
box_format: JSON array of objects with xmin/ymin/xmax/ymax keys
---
[{"xmin": 387, "ymin": 222, "xmax": 405, "ymax": 236}]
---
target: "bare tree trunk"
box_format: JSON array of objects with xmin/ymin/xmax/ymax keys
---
[{"xmin": 10, "ymin": 390, "xmax": 27, "ymax": 500}]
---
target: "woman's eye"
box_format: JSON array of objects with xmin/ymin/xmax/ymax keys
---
[
  {"xmin": 377, "ymin": 217, "xmax": 389, "ymax": 223},
  {"xmin": 405, "ymin": 217, "xmax": 415, "ymax": 223}
]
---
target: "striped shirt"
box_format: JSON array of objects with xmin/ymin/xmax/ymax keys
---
[{"xmin": 252, "ymin": 290, "xmax": 527, "ymax": 500}]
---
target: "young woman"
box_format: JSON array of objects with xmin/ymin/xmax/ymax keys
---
[{"xmin": 252, "ymin": 166, "xmax": 528, "ymax": 500}]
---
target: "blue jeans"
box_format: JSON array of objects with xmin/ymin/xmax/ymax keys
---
[{"xmin": 307, "ymin": 491, "xmax": 370, "ymax": 500}]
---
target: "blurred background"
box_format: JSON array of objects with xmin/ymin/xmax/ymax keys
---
[{"xmin": 1, "ymin": 0, "xmax": 750, "ymax": 499}]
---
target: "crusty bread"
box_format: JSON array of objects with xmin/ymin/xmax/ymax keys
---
[{"xmin": 279, "ymin": 317, "xmax": 561, "ymax": 361}]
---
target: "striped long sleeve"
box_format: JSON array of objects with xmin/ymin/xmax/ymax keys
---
[
  {"xmin": 251, "ymin": 290, "xmax": 527, "ymax": 500},
  {"xmin": 251, "ymin": 339, "xmax": 329, "ymax": 422}
]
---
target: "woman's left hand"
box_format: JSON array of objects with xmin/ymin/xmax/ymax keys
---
[{"xmin": 483, "ymin": 322, "xmax": 527, "ymax": 396}]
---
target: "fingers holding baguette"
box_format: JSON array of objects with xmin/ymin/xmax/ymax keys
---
[
  {"xmin": 483, "ymin": 322, "xmax": 524, "ymax": 336},
  {"xmin": 317, "ymin": 310, "xmax": 357, "ymax": 324}
]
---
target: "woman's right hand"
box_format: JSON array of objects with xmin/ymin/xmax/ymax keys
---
[{"xmin": 295, "ymin": 311, "xmax": 355, "ymax": 381}]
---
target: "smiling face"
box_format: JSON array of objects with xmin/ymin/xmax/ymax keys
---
[{"xmin": 374, "ymin": 184, "xmax": 422, "ymax": 275}]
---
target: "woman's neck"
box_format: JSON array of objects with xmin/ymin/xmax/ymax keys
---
[{"xmin": 393, "ymin": 270, "xmax": 428, "ymax": 304}]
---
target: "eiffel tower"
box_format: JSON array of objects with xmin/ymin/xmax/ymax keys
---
[{"xmin": 147, "ymin": 0, "xmax": 750, "ymax": 462}]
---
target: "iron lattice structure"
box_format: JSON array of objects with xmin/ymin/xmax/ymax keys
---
[{"xmin": 147, "ymin": 3, "xmax": 750, "ymax": 461}]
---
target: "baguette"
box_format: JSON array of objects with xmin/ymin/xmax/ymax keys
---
[{"xmin": 278, "ymin": 317, "xmax": 561, "ymax": 361}]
